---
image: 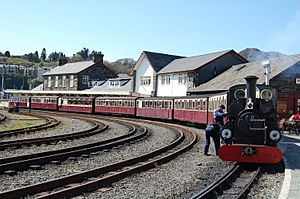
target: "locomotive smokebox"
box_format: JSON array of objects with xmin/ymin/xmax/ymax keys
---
[{"xmin": 245, "ymin": 76, "xmax": 259, "ymax": 107}]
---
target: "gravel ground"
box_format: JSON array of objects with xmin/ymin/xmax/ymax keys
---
[
  {"xmin": 0, "ymin": 114, "xmax": 285, "ymax": 198},
  {"xmin": 76, "ymin": 125, "xmax": 232, "ymax": 199},
  {"xmin": 0, "ymin": 117, "xmax": 126, "ymax": 159},
  {"xmin": 247, "ymin": 160, "xmax": 285, "ymax": 199},
  {"xmin": 1, "ymin": 116, "xmax": 92, "ymax": 141},
  {"xmin": 0, "ymin": 119, "xmax": 177, "ymax": 193}
]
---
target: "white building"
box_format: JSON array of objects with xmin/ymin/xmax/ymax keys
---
[
  {"xmin": 156, "ymin": 50, "xmax": 248, "ymax": 96},
  {"xmin": 131, "ymin": 51, "xmax": 183, "ymax": 96}
]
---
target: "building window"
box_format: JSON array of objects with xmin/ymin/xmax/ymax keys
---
[
  {"xmin": 82, "ymin": 75, "xmax": 89, "ymax": 84},
  {"xmin": 62, "ymin": 76, "xmax": 66, "ymax": 87},
  {"xmin": 47, "ymin": 76, "xmax": 51, "ymax": 87},
  {"xmin": 55, "ymin": 76, "xmax": 59, "ymax": 87},
  {"xmin": 141, "ymin": 76, "xmax": 151, "ymax": 85},
  {"xmin": 70, "ymin": 75, "xmax": 74, "ymax": 87},
  {"xmin": 178, "ymin": 73, "xmax": 188, "ymax": 85},
  {"xmin": 166, "ymin": 75, "xmax": 171, "ymax": 85},
  {"xmin": 161, "ymin": 76, "xmax": 166, "ymax": 85},
  {"xmin": 109, "ymin": 80, "xmax": 120, "ymax": 87}
]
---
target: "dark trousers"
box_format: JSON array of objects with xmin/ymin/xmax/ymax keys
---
[{"xmin": 204, "ymin": 130, "xmax": 220, "ymax": 155}]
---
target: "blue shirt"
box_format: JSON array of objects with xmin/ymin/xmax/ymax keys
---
[{"xmin": 213, "ymin": 108, "xmax": 227, "ymax": 125}]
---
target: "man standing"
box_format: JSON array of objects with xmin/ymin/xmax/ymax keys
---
[
  {"xmin": 203, "ymin": 104, "xmax": 228, "ymax": 156},
  {"xmin": 204, "ymin": 123, "xmax": 220, "ymax": 155}
]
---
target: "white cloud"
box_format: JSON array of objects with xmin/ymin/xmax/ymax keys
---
[{"xmin": 268, "ymin": 9, "xmax": 300, "ymax": 54}]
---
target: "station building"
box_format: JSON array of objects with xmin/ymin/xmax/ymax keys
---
[{"xmin": 188, "ymin": 54, "xmax": 300, "ymax": 119}]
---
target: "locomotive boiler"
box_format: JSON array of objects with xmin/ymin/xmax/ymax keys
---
[{"xmin": 218, "ymin": 76, "xmax": 282, "ymax": 164}]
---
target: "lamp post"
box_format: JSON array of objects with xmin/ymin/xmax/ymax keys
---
[
  {"xmin": 1, "ymin": 65, "xmax": 5, "ymax": 100},
  {"xmin": 262, "ymin": 60, "xmax": 271, "ymax": 85}
]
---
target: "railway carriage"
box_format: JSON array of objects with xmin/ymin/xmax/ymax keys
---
[
  {"xmin": 9, "ymin": 96, "xmax": 30, "ymax": 108},
  {"xmin": 95, "ymin": 97, "xmax": 138, "ymax": 116},
  {"xmin": 208, "ymin": 93, "xmax": 228, "ymax": 124},
  {"xmin": 174, "ymin": 96, "xmax": 209, "ymax": 124},
  {"xmin": 58, "ymin": 96, "xmax": 95, "ymax": 113},
  {"xmin": 31, "ymin": 96, "xmax": 59, "ymax": 110},
  {"xmin": 136, "ymin": 97, "xmax": 173, "ymax": 120}
]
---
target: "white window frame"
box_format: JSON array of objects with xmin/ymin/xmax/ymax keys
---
[
  {"xmin": 70, "ymin": 75, "xmax": 74, "ymax": 88},
  {"xmin": 166, "ymin": 75, "xmax": 171, "ymax": 85},
  {"xmin": 62, "ymin": 75, "xmax": 66, "ymax": 87},
  {"xmin": 82, "ymin": 75, "xmax": 89, "ymax": 84},
  {"xmin": 47, "ymin": 76, "xmax": 51, "ymax": 87},
  {"xmin": 140, "ymin": 76, "xmax": 151, "ymax": 86},
  {"xmin": 161, "ymin": 76, "xmax": 166, "ymax": 85},
  {"xmin": 55, "ymin": 76, "xmax": 59, "ymax": 87}
]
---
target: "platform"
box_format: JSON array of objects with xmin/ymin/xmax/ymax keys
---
[{"xmin": 278, "ymin": 133, "xmax": 300, "ymax": 199}]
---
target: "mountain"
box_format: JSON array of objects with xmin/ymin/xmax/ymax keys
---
[{"xmin": 239, "ymin": 48, "xmax": 286, "ymax": 62}]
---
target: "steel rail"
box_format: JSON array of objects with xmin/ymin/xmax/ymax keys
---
[{"xmin": 0, "ymin": 120, "xmax": 195, "ymax": 199}]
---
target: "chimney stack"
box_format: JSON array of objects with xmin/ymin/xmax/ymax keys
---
[{"xmin": 93, "ymin": 52, "xmax": 104, "ymax": 63}]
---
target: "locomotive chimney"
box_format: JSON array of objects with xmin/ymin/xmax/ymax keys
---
[{"xmin": 245, "ymin": 75, "xmax": 259, "ymax": 108}]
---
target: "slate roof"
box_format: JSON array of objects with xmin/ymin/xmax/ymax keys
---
[
  {"xmin": 43, "ymin": 61, "xmax": 95, "ymax": 76},
  {"xmin": 130, "ymin": 51, "xmax": 184, "ymax": 73},
  {"xmin": 157, "ymin": 50, "xmax": 242, "ymax": 74},
  {"xmin": 188, "ymin": 54, "xmax": 300, "ymax": 93},
  {"xmin": 85, "ymin": 79, "xmax": 132, "ymax": 94}
]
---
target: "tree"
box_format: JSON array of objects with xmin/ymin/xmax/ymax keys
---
[
  {"xmin": 69, "ymin": 54, "xmax": 83, "ymax": 62},
  {"xmin": 41, "ymin": 48, "xmax": 47, "ymax": 61},
  {"xmin": 77, "ymin": 47, "xmax": 89, "ymax": 61},
  {"xmin": 34, "ymin": 51, "xmax": 40, "ymax": 61},
  {"xmin": 48, "ymin": 51, "xmax": 60, "ymax": 62},
  {"xmin": 4, "ymin": 51, "xmax": 10, "ymax": 57}
]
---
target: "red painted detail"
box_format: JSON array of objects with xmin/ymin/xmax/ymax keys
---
[
  {"xmin": 9, "ymin": 102, "xmax": 28, "ymax": 108},
  {"xmin": 31, "ymin": 103, "xmax": 57, "ymax": 110},
  {"xmin": 95, "ymin": 106, "xmax": 135, "ymax": 115},
  {"xmin": 219, "ymin": 144, "xmax": 282, "ymax": 164},
  {"xmin": 136, "ymin": 108, "xmax": 173, "ymax": 120},
  {"xmin": 174, "ymin": 109, "xmax": 207, "ymax": 124},
  {"xmin": 58, "ymin": 105, "xmax": 93, "ymax": 113}
]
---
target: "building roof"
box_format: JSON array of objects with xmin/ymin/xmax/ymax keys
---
[
  {"xmin": 188, "ymin": 53, "xmax": 300, "ymax": 93},
  {"xmin": 158, "ymin": 50, "xmax": 245, "ymax": 74},
  {"xmin": 85, "ymin": 79, "xmax": 132, "ymax": 94},
  {"xmin": 43, "ymin": 61, "xmax": 96, "ymax": 76},
  {"xmin": 131, "ymin": 51, "xmax": 184, "ymax": 73}
]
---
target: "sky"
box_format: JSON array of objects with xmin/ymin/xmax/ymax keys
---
[{"xmin": 0, "ymin": 0, "xmax": 300, "ymax": 62}]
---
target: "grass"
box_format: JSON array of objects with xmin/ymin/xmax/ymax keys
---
[{"xmin": 0, "ymin": 120, "xmax": 45, "ymax": 131}]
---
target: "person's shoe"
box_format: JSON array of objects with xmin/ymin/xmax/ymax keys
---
[{"xmin": 204, "ymin": 153, "xmax": 210, "ymax": 156}]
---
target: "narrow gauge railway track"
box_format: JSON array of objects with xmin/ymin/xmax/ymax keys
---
[
  {"xmin": 0, "ymin": 117, "xmax": 197, "ymax": 199},
  {"xmin": 0, "ymin": 117, "xmax": 142, "ymax": 174},
  {"xmin": 0, "ymin": 116, "xmax": 103, "ymax": 150},
  {"xmin": 191, "ymin": 164, "xmax": 260, "ymax": 199},
  {"xmin": 0, "ymin": 112, "xmax": 60, "ymax": 139}
]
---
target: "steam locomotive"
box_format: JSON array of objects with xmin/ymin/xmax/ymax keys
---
[{"xmin": 218, "ymin": 76, "xmax": 282, "ymax": 164}]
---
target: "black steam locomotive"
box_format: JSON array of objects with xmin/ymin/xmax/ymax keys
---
[{"xmin": 219, "ymin": 76, "xmax": 282, "ymax": 164}]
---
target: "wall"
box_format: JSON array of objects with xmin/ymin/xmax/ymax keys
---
[
  {"xmin": 134, "ymin": 57, "xmax": 155, "ymax": 96},
  {"xmin": 157, "ymin": 74, "xmax": 190, "ymax": 96}
]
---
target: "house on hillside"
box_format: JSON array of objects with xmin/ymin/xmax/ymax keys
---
[
  {"xmin": 156, "ymin": 50, "xmax": 248, "ymax": 96},
  {"xmin": 187, "ymin": 54, "xmax": 300, "ymax": 119},
  {"xmin": 131, "ymin": 51, "xmax": 184, "ymax": 96},
  {"xmin": 43, "ymin": 53, "xmax": 117, "ymax": 91}
]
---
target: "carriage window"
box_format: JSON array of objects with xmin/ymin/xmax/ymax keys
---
[
  {"xmin": 164, "ymin": 101, "xmax": 168, "ymax": 109},
  {"xmin": 149, "ymin": 101, "xmax": 153, "ymax": 108}
]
